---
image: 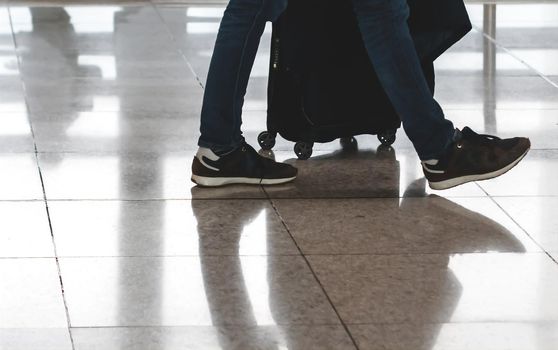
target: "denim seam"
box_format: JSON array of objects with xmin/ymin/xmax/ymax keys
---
[{"xmin": 230, "ymin": 0, "xmax": 267, "ymax": 146}]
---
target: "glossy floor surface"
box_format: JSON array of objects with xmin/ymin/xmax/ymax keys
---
[{"xmin": 1, "ymin": 1, "xmax": 558, "ymax": 349}]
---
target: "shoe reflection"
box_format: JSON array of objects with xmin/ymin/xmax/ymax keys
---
[{"xmin": 190, "ymin": 147, "xmax": 525, "ymax": 349}]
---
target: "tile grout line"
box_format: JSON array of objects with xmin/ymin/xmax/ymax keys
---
[
  {"xmin": 0, "ymin": 194, "xmax": 503, "ymax": 201},
  {"xmin": 473, "ymin": 180, "xmax": 491, "ymax": 196},
  {"xmin": 263, "ymin": 186, "xmax": 361, "ymax": 350},
  {"xmin": 472, "ymin": 25, "xmax": 558, "ymax": 90},
  {"xmin": 149, "ymin": 0, "xmax": 206, "ymax": 89},
  {"xmin": 2, "ymin": 250, "xmax": 552, "ymax": 260},
  {"xmin": 7, "ymin": 6, "xmax": 76, "ymax": 350},
  {"xmin": 488, "ymin": 195, "xmax": 558, "ymax": 265},
  {"xmin": 0, "ymin": 249, "xmax": 554, "ymax": 259},
  {"xmin": 61, "ymin": 318, "xmax": 558, "ymax": 329},
  {"xmin": 469, "ymin": 181, "xmax": 556, "ymax": 261}
]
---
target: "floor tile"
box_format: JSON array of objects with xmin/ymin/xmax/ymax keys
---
[
  {"xmin": 264, "ymin": 150, "xmax": 403, "ymax": 198},
  {"xmin": 0, "ymin": 153, "xmax": 43, "ymax": 200},
  {"xmin": 307, "ymin": 253, "xmax": 558, "ymax": 324},
  {"xmin": 0, "ymin": 201, "xmax": 54, "ymax": 257},
  {"xmin": 0, "ymin": 77, "xmax": 27, "ymax": 113},
  {"xmin": 349, "ymin": 322, "xmax": 558, "ymax": 350},
  {"xmin": 0, "ymin": 328, "xmax": 72, "ymax": 350},
  {"xmin": 466, "ymin": 4, "xmax": 558, "ymax": 31},
  {"xmin": 14, "ymin": 25, "xmax": 179, "ymax": 61},
  {"xmin": 22, "ymin": 78, "xmax": 202, "ymax": 114},
  {"xmin": 0, "ymin": 7, "xmax": 9, "ymax": 19},
  {"xmin": 0, "ymin": 112, "xmax": 35, "ymax": 152},
  {"xmin": 49, "ymin": 199, "xmax": 297, "ymax": 257},
  {"xmin": 31, "ymin": 110, "xmax": 198, "ymax": 152},
  {"xmin": 59, "ymin": 256, "xmax": 339, "ymax": 327},
  {"xmin": 9, "ymin": 5, "xmax": 157, "ymax": 25},
  {"xmin": 10, "ymin": 6, "xmax": 172, "ymax": 55},
  {"xmin": 38, "ymin": 152, "xmax": 266, "ymax": 200},
  {"xmin": 435, "ymin": 32, "xmax": 534, "ymax": 78},
  {"xmin": 0, "ymin": 258, "xmax": 68, "ymax": 328},
  {"xmin": 72, "ymin": 325, "xmax": 355, "ymax": 350},
  {"xmin": 486, "ymin": 5, "xmax": 558, "ymax": 48},
  {"xmin": 264, "ymin": 150, "xmax": 486, "ymax": 199},
  {"xmin": 435, "ymin": 74, "xmax": 558, "ymax": 111},
  {"xmin": 493, "ymin": 4, "xmax": 556, "ymax": 25},
  {"xmin": 0, "ymin": 54, "xmax": 19, "ymax": 76},
  {"xmin": 190, "ymin": 184, "xmax": 268, "ymax": 200},
  {"xmin": 273, "ymin": 197, "xmax": 538, "ymax": 255},
  {"xmin": 0, "ymin": 10, "xmax": 15, "ymax": 48},
  {"xmin": 471, "ymin": 4, "xmax": 558, "ymax": 82},
  {"xmin": 493, "ymin": 26, "xmax": 558, "ymax": 50},
  {"xmin": 39, "ymin": 152, "xmax": 187, "ymax": 200},
  {"xmin": 509, "ymin": 49, "xmax": 558, "ymax": 76},
  {"xmin": 157, "ymin": 5, "xmax": 245, "ymax": 82},
  {"xmin": 478, "ymin": 150, "xmax": 558, "ymax": 196},
  {"xmin": 495, "ymin": 196, "xmax": 558, "ymax": 253},
  {"xmin": 19, "ymin": 57, "xmax": 193, "ymax": 80}
]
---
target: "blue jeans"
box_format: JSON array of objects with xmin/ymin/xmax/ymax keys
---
[{"xmin": 198, "ymin": 0, "xmax": 455, "ymax": 160}]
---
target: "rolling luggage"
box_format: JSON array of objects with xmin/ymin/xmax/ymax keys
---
[{"xmin": 258, "ymin": 0, "xmax": 472, "ymax": 159}]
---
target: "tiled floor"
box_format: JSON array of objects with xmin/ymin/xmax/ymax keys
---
[{"xmin": 1, "ymin": 1, "xmax": 558, "ymax": 349}]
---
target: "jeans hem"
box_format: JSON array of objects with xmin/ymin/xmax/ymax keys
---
[{"xmin": 198, "ymin": 137, "xmax": 245, "ymax": 154}]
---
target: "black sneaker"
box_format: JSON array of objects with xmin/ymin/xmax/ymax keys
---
[
  {"xmin": 191, "ymin": 143, "xmax": 298, "ymax": 187},
  {"xmin": 422, "ymin": 127, "xmax": 530, "ymax": 190}
]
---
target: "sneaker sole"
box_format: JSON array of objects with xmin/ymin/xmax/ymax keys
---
[
  {"xmin": 191, "ymin": 175, "xmax": 297, "ymax": 187},
  {"xmin": 428, "ymin": 147, "xmax": 530, "ymax": 190}
]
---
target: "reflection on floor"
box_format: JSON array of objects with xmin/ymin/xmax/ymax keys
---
[{"xmin": 1, "ymin": 1, "xmax": 558, "ymax": 349}]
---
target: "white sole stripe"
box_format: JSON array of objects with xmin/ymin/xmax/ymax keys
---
[
  {"xmin": 198, "ymin": 158, "xmax": 220, "ymax": 172},
  {"xmin": 192, "ymin": 175, "xmax": 296, "ymax": 187}
]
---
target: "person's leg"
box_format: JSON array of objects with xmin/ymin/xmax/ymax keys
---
[
  {"xmin": 198, "ymin": 0, "xmax": 268, "ymax": 153},
  {"xmin": 192, "ymin": 0, "xmax": 296, "ymax": 187},
  {"xmin": 352, "ymin": 0, "xmax": 530, "ymax": 189},
  {"xmin": 352, "ymin": 0, "xmax": 454, "ymax": 161},
  {"xmin": 198, "ymin": 0, "xmax": 286, "ymax": 154}
]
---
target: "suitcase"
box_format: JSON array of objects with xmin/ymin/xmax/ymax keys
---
[{"xmin": 259, "ymin": 0, "xmax": 472, "ymax": 159}]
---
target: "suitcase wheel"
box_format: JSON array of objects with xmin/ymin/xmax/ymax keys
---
[
  {"xmin": 378, "ymin": 129, "xmax": 397, "ymax": 146},
  {"xmin": 377, "ymin": 144, "xmax": 396, "ymax": 160},
  {"xmin": 340, "ymin": 136, "xmax": 358, "ymax": 151},
  {"xmin": 258, "ymin": 131, "xmax": 276, "ymax": 150},
  {"xmin": 294, "ymin": 142, "xmax": 313, "ymax": 160}
]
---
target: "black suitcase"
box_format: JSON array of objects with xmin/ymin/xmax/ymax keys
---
[{"xmin": 259, "ymin": 0, "xmax": 472, "ymax": 159}]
